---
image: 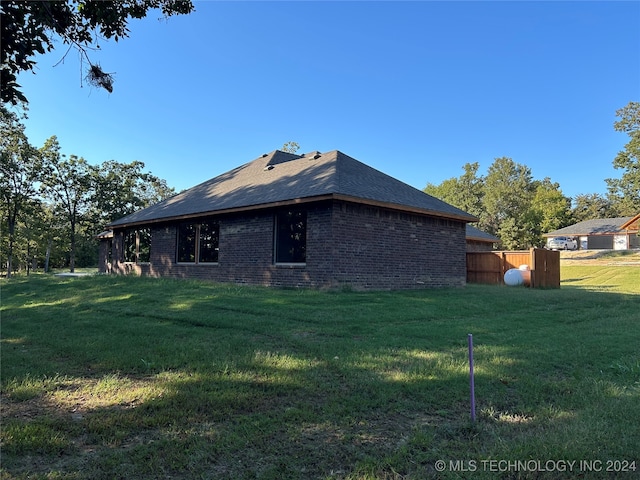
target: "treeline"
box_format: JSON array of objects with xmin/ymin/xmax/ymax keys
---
[
  {"xmin": 1, "ymin": 107, "xmax": 174, "ymax": 277},
  {"xmin": 425, "ymin": 101, "xmax": 640, "ymax": 249},
  {"xmin": 3, "ymin": 102, "xmax": 639, "ymax": 274}
]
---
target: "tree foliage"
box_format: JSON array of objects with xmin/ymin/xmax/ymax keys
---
[
  {"xmin": 530, "ymin": 178, "xmax": 572, "ymax": 235},
  {"xmin": 425, "ymin": 158, "xmax": 572, "ymax": 249},
  {"xmin": 92, "ymin": 160, "xmax": 174, "ymax": 224},
  {"xmin": 39, "ymin": 137, "xmax": 95, "ymax": 273},
  {"xmin": 571, "ymin": 193, "xmax": 616, "ymax": 223},
  {"xmin": 606, "ymin": 101, "xmax": 640, "ymax": 215},
  {"xmin": 1, "ymin": 0, "xmax": 194, "ymax": 105},
  {"xmin": 425, "ymin": 162, "xmax": 484, "ymax": 219},
  {"xmin": 1, "ymin": 115, "xmax": 175, "ymax": 274},
  {"xmin": 282, "ymin": 141, "xmax": 301, "ymax": 154},
  {"xmin": 0, "ymin": 107, "xmax": 40, "ymax": 277},
  {"xmin": 481, "ymin": 157, "xmax": 536, "ymax": 249},
  {"xmin": 527, "ymin": 178, "xmax": 572, "ymax": 246}
]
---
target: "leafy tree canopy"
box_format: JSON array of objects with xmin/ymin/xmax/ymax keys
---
[
  {"xmin": 571, "ymin": 193, "xmax": 616, "ymax": 223},
  {"xmin": 39, "ymin": 136, "xmax": 95, "ymax": 272},
  {"xmin": 0, "ymin": 106, "xmax": 41, "ymax": 276},
  {"xmin": 1, "ymin": 0, "xmax": 194, "ymax": 105},
  {"xmin": 482, "ymin": 157, "xmax": 535, "ymax": 245},
  {"xmin": 424, "ymin": 162, "xmax": 484, "ymax": 219},
  {"xmin": 425, "ymin": 157, "xmax": 571, "ymax": 249},
  {"xmin": 526, "ymin": 178, "xmax": 572, "ymax": 246},
  {"xmin": 606, "ymin": 101, "xmax": 640, "ymax": 215},
  {"xmin": 282, "ymin": 141, "xmax": 301, "ymax": 154},
  {"xmin": 530, "ymin": 178, "xmax": 572, "ymax": 234},
  {"xmin": 92, "ymin": 159, "xmax": 175, "ymax": 224}
]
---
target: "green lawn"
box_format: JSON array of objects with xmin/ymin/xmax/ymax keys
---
[{"xmin": 1, "ymin": 266, "xmax": 639, "ymax": 479}]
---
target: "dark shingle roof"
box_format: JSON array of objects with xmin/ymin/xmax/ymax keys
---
[
  {"xmin": 108, "ymin": 150, "xmax": 477, "ymax": 228},
  {"xmin": 544, "ymin": 217, "xmax": 635, "ymax": 236}
]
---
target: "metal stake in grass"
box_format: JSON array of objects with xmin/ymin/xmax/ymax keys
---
[{"xmin": 468, "ymin": 333, "xmax": 476, "ymax": 422}]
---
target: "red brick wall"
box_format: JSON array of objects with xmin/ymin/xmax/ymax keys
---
[{"xmin": 106, "ymin": 200, "xmax": 467, "ymax": 289}]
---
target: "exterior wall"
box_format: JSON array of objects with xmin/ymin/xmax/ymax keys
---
[
  {"xmin": 98, "ymin": 240, "xmax": 110, "ymax": 273},
  {"xmin": 579, "ymin": 236, "xmax": 588, "ymax": 250},
  {"xmin": 111, "ymin": 230, "xmax": 139, "ymax": 275},
  {"xmin": 329, "ymin": 201, "xmax": 467, "ymax": 289},
  {"xmin": 105, "ymin": 200, "xmax": 468, "ymax": 289},
  {"xmin": 98, "ymin": 238, "xmax": 112, "ymax": 273},
  {"xmin": 110, "ymin": 205, "xmax": 335, "ymax": 288},
  {"xmin": 613, "ymin": 234, "xmax": 628, "ymax": 250},
  {"xmin": 466, "ymin": 240, "xmax": 495, "ymax": 252}
]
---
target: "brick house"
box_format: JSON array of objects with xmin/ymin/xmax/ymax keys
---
[{"xmin": 100, "ymin": 150, "xmax": 477, "ymax": 289}]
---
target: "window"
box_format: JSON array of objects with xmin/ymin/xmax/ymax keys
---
[
  {"xmin": 138, "ymin": 228, "xmax": 151, "ymax": 263},
  {"xmin": 177, "ymin": 223, "xmax": 196, "ymax": 262},
  {"xmin": 123, "ymin": 228, "xmax": 151, "ymax": 264},
  {"xmin": 177, "ymin": 220, "xmax": 219, "ymax": 264},
  {"xmin": 275, "ymin": 210, "xmax": 306, "ymax": 264},
  {"xmin": 107, "ymin": 240, "xmax": 113, "ymax": 264},
  {"xmin": 124, "ymin": 230, "xmax": 136, "ymax": 263},
  {"xmin": 199, "ymin": 221, "xmax": 219, "ymax": 263}
]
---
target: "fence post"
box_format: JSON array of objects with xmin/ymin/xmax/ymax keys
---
[{"xmin": 530, "ymin": 248, "xmax": 536, "ymax": 288}]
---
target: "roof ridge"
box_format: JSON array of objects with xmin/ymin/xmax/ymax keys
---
[
  {"xmin": 264, "ymin": 150, "xmax": 303, "ymax": 166},
  {"xmin": 106, "ymin": 148, "xmax": 478, "ymax": 228}
]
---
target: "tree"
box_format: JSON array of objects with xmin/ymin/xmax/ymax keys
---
[
  {"xmin": 606, "ymin": 101, "xmax": 640, "ymax": 215},
  {"xmin": 21, "ymin": 200, "xmax": 67, "ymax": 273},
  {"xmin": 424, "ymin": 162, "xmax": 484, "ymax": 218},
  {"xmin": 1, "ymin": 0, "xmax": 194, "ymax": 105},
  {"xmin": 482, "ymin": 157, "xmax": 535, "ymax": 249},
  {"xmin": 13, "ymin": 198, "xmax": 50, "ymax": 274},
  {"xmin": 39, "ymin": 136, "xmax": 94, "ymax": 272},
  {"xmin": 527, "ymin": 178, "xmax": 572, "ymax": 245},
  {"xmin": 91, "ymin": 160, "xmax": 174, "ymax": 225},
  {"xmin": 571, "ymin": 193, "xmax": 615, "ymax": 222},
  {"xmin": 282, "ymin": 141, "xmax": 300, "ymax": 154},
  {"xmin": 533, "ymin": 178, "xmax": 572, "ymax": 231},
  {"xmin": 0, "ymin": 107, "xmax": 41, "ymax": 277}
]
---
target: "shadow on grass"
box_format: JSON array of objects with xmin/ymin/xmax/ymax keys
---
[{"xmin": 2, "ymin": 276, "xmax": 639, "ymax": 479}]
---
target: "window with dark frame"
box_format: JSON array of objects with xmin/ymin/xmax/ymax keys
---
[
  {"xmin": 123, "ymin": 230, "xmax": 136, "ymax": 263},
  {"xmin": 177, "ymin": 222, "xmax": 196, "ymax": 263},
  {"xmin": 107, "ymin": 240, "xmax": 113, "ymax": 264},
  {"xmin": 275, "ymin": 210, "xmax": 307, "ymax": 264},
  {"xmin": 123, "ymin": 228, "xmax": 152, "ymax": 264},
  {"xmin": 198, "ymin": 220, "xmax": 219, "ymax": 263},
  {"xmin": 138, "ymin": 228, "xmax": 151, "ymax": 263},
  {"xmin": 176, "ymin": 220, "xmax": 219, "ymax": 264}
]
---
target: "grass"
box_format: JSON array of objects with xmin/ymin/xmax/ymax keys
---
[{"xmin": 1, "ymin": 265, "xmax": 639, "ymax": 479}]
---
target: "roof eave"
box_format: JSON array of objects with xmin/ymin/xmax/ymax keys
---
[
  {"xmin": 331, "ymin": 194, "xmax": 478, "ymax": 222},
  {"xmin": 466, "ymin": 235, "xmax": 498, "ymax": 243},
  {"xmin": 620, "ymin": 213, "xmax": 640, "ymax": 230},
  {"xmin": 107, "ymin": 193, "xmax": 477, "ymax": 229}
]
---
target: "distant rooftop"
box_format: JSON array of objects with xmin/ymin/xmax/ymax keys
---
[{"xmin": 544, "ymin": 217, "xmax": 635, "ymax": 236}]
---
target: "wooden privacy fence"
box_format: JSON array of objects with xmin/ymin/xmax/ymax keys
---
[{"xmin": 466, "ymin": 248, "xmax": 560, "ymax": 288}]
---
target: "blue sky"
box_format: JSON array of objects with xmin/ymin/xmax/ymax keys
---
[{"xmin": 15, "ymin": 1, "xmax": 640, "ymax": 201}]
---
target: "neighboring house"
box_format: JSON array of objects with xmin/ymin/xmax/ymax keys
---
[
  {"xmin": 100, "ymin": 150, "xmax": 478, "ymax": 289},
  {"xmin": 543, "ymin": 215, "xmax": 640, "ymax": 250},
  {"xmin": 466, "ymin": 225, "xmax": 499, "ymax": 251}
]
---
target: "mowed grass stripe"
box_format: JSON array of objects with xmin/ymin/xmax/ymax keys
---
[{"xmin": 1, "ymin": 267, "xmax": 638, "ymax": 479}]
